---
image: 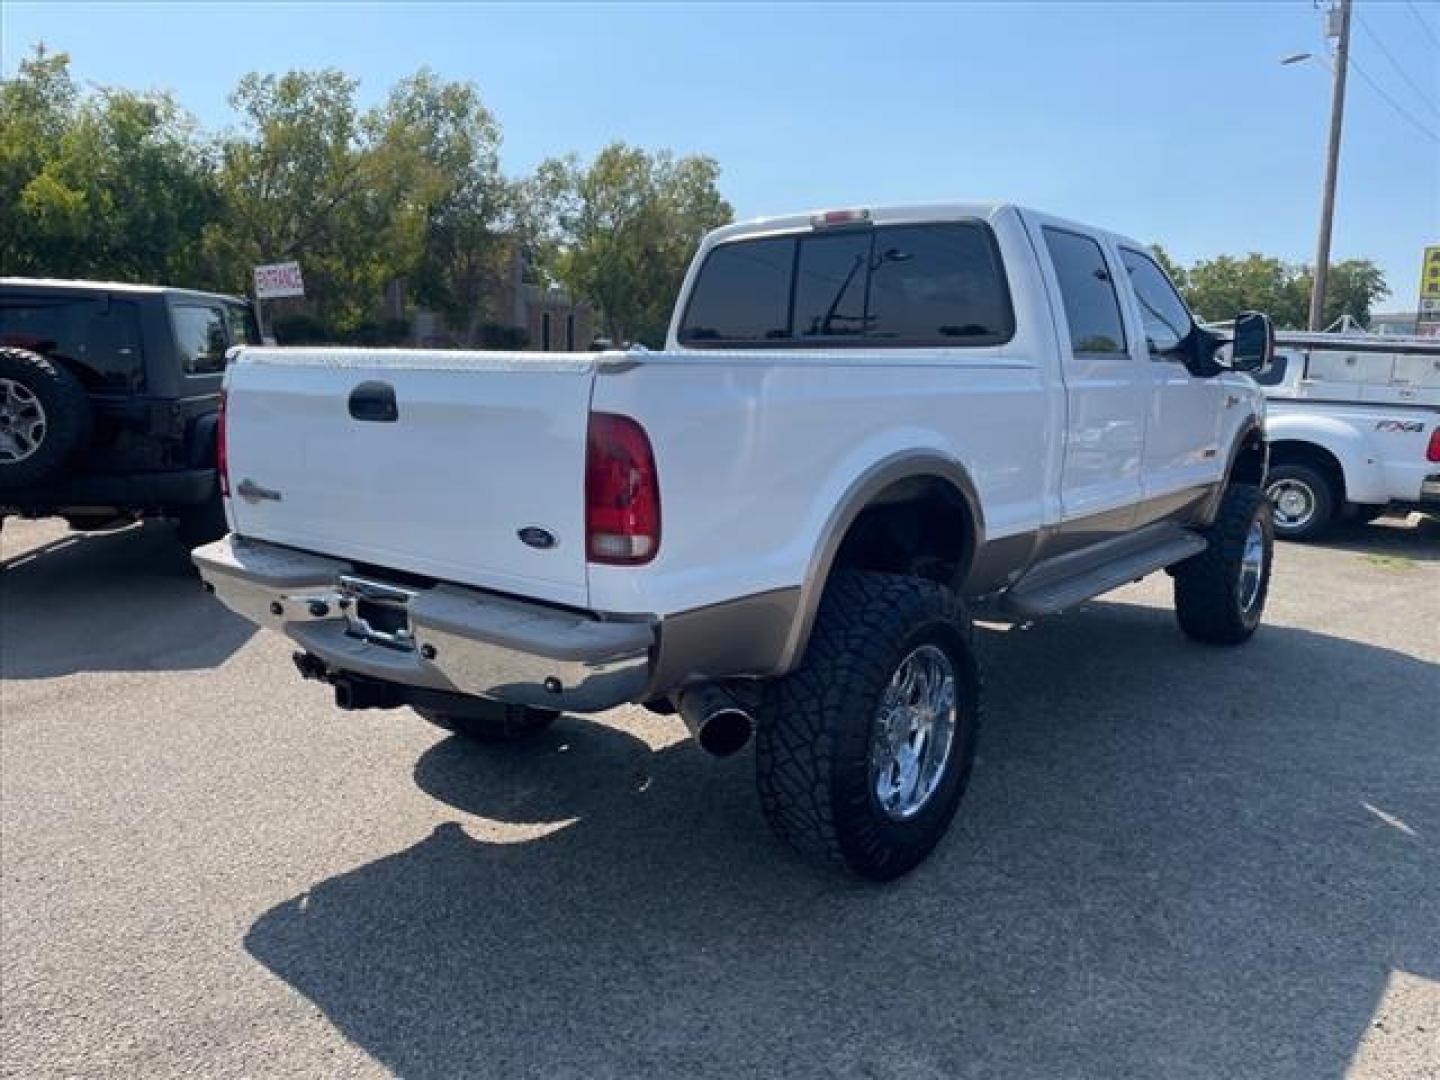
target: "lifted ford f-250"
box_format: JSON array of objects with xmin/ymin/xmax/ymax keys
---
[{"xmin": 195, "ymin": 203, "xmax": 1274, "ymax": 879}]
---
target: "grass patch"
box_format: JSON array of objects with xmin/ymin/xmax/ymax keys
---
[{"xmin": 1362, "ymin": 553, "xmax": 1417, "ymax": 571}]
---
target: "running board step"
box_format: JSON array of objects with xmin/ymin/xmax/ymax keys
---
[{"xmin": 999, "ymin": 533, "xmax": 1207, "ymax": 619}]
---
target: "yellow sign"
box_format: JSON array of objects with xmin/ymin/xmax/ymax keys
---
[{"xmin": 1422, "ymin": 245, "xmax": 1440, "ymax": 301}]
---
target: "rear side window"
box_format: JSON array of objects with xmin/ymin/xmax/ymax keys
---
[
  {"xmin": 1120, "ymin": 247, "xmax": 1192, "ymax": 355},
  {"xmin": 173, "ymin": 304, "xmax": 228, "ymax": 375},
  {"xmin": 225, "ymin": 304, "xmax": 259, "ymax": 346},
  {"xmin": 0, "ymin": 297, "xmax": 145, "ymax": 391},
  {"xmin": 1043, "ymin": 228, "xmax": 1126, "ymax": 355},
  {"xmin": 679, "ymin": 221, "xmax": 1013, "ymax": 348}
]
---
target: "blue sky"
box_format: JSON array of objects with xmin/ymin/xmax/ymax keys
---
[{"xmin": 3, "ymin": 1, "xmax": 1436, "ymax": 307}]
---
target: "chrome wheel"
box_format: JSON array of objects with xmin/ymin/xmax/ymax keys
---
[
  {"xmin": 870, "ymin": 643, "xmax": 957, "ymax": 821},
  {"xmin": 0, "ymin": 378, "xmax": 46, "ymax": 465},
  {"xmin": 1269, "ymin": 478, "xmax": 1315, "ymax": 530},
  {"xmin": 1237, "ymin": 518, "xmax": 1266, "ymax": 612}
]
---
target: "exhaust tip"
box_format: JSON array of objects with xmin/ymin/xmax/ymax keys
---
[
  {"xmin": 696, "ymin": 708, "xmax": 753, "ymax": 758},
  {"xmin": 677, "ymin": 684, "xmax": 755, "ymax": 758}
]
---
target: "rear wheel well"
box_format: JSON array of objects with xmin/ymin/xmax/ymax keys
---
[
  {"xmin": 1268, "ymin": 440, "xmax": 1346, "ymax": 503},
  {"xmin": 831, "ymin": 476, "xmax": 977, "ymax": 593}
]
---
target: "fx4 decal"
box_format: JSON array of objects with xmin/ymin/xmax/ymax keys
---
[{"xmin": 1375, "ymin": 420, "xmax": 1425, "ymax": 433}]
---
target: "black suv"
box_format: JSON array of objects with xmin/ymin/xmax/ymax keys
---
[{"xmin": 0, "ymin": 278, "xmax": 258, "ymax": 546}]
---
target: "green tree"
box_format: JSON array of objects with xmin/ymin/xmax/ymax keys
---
[
  {"xmin": 1149, "ymin": 244, "xmax": 1188, "ymax": 292},
  {"xmin": 1182, "ymin": 254, "xmax": 1300, "ymax": 326},
  {"xmin": 1293, "ymin": 259, "xmax": 1391, "ymax": 329},
  {"xmin": 1165, "ymin": 249, "xmax": 1389, "ymax": 330},
  {"xmin": 532, "ymin": 143, "xmax": 732, "ymax": 346},
  {"xmin": 0, "ymin": 46, "xmax": 218, "ymax": 283},
  {"xmin": 369, "ymin": 69, "xmax": 518, "ymax": 342},
  {"xmin": 206, "ymin": 67, "xmax": 519, "ymax": 339},
  {"xmin": 203, "ymin": 69, "xmax": 395, "ymax": 330}
]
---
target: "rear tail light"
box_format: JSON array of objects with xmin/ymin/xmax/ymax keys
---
[
  {"xmin": 1427, "ymin": 426, "xmax": 1440, "ymax": 463},
  {"xmin": 585, "ymin": 412, "xmax": 660, "ymax": 564},
  {"xmin": 216, "ymin": 390, "xmax": 229, "ymax": 497}
]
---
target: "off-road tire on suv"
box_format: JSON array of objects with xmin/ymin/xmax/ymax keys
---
[
  {"xmin": 1173, "ymin": 483, "xmax": 1273, "ymax": 645},
  {"xmin": 0, "ymin": 347, "xmax": 91, "ymax": 490},
  {"xmin": 1266, "ymin": 463, "xmax": 1335, "ymax": 541},
  {"xmin": 174, "ymin": 490, "xmax": 229, "ymax": 549},
  {"xmin": 755, "ymin": 571, "xmax": 980, "ymax": 881},
  {"xmin": 416, "ymin": 702, "xmax": 561, "ymax": 743}
]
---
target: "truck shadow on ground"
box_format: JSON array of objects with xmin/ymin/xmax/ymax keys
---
[
  {"xmin": 1305, "ymin": 512, "xmax": 1440, "ymax": 562},
  {"xmin": 244, "ymin": 601, "xmax": 1438, "ymax": 1079},
  {"xmin": 0, "ymin": 522, "xmax": 254, "ymax": 679}
]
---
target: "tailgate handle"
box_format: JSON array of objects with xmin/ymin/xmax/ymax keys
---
[{"xmin": 348, "ymin": 381, "xmax": 398, "ymax": 422}]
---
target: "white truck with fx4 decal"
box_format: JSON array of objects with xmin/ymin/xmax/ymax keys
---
[{"xmin": 1253, "ymin": 331, "xmax": 1440, "ymax": 539}]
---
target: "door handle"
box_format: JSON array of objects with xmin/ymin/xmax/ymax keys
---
[
  {"xmin": 348, "ymin": 381, "xmax": 398, "ymax": 422},
  {"xmin": 236, "ymin": 478, "xmax": 282, "ymax": 503},
  {"xmin": 1225, "ymin": 394, "xmax": 1241, "ymax": 409}
]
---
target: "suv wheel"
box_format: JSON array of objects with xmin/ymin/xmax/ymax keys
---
[
  {"xmin": 175, "ymin": 489, "xmax": 229, "ymax": 549},
  {"xmin": 1173, "ymin": 483, "xmax": 1273, "ymax": 645},
  {"xmin": 0, "ymin": 347, "xmax": 91, "ymax": 490},
  {"xmin": 416, "ymin": 702, "xmax": 560, "ymax": 743},
  {"xmin": 1266, "ymin": 463, "xmax": 1335, "ymax": 541},
  {"xmin": 755, "ymin": 571, "xmax": 979, "ymax": 881}
]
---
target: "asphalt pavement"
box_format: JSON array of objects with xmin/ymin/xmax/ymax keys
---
[{"xmin": 2, "ymin": 514, "xmax": 1437, "ymax": 1079}]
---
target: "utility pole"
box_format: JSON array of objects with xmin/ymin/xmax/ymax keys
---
[{"xmin": 1309, "ymin": 0, "xmax": 1352, "ymax": 331}]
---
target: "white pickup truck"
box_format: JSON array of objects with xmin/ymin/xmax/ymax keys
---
[
  {"xmin": 1254, "ymin": 332, "xmax": 1440, "ymax": 539},
  {"xmin": 196, "ymin": 203, "xmax": 1275, "ymax": 879}
]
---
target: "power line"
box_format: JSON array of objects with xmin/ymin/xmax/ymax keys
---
[
  {"xmin": 1355, "ymin": 11, "xmax": 1440, "ymax": 120},
  {"xmin": 1403, "ymin": 0, "xmax": 1440, "ymax": 50},
  {"xmin": 1346, "ymin": 50, "xmax": 1440, "ymax": 143}
]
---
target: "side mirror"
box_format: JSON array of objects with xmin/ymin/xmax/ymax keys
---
[{"xmin": 1229, "ymin": 311, "xmax": 1273, "ymax": 373}]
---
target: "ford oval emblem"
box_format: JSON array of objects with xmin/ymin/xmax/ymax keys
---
[{"xmin": 517, "ymin": 526, "xmax": 558, "ymax": 550}]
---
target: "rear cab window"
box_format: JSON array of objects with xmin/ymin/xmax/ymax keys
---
[
  {"xmin": 0, "ymin": 295, "xmax": 146, "ymax": 391},
  {"xmin": 678, "ymin": 220, "xmax": 1014, "ymax": 348}
]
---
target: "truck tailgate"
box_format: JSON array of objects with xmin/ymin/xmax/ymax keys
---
[{"xmin": 223, "ymin": 349, "xmax": 596, "ymax": 607}]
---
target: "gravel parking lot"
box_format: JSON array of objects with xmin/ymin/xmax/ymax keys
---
[{"xmin": 2, "ymin": 514, "xmax": 1437, "ymax": 1079}]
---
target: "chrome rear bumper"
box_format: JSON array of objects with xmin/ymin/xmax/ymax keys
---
[{"xmin": 192, "ymin": 535, "xmax": 654, "ymax": 712}]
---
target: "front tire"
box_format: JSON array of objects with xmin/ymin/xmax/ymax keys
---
[
  {"xmin": 416, "ymin": 701, "xmax": 559, "ymax": 743},
  {"xmin": 755, "ymin": 572, "xmax": 980, "ymax": 881},
  {"xmin": 1266, "ymin": 463, "xmax": 1335, "ymax": 541},
  {"xmin": 1174, "ymin": 483, "xmax": 1272, "ymax": 645}
]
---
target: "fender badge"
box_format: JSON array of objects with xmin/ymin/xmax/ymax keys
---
[{"xmin": 517, "ymin": 526, "xmax": 558, "ymax": 550}]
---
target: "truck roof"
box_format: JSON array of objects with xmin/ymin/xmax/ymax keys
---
[
  {"xmin": 0, "ymin": 276, "xmax": 249, "ymax": 307},
  {"xmin": 703, "ymin": 202, "xmax": 1148, "ymax": 252}
]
